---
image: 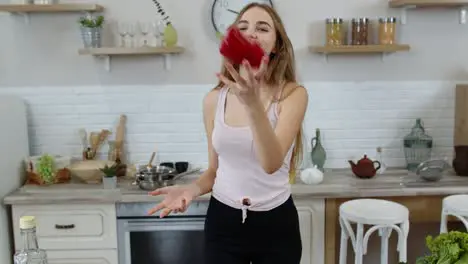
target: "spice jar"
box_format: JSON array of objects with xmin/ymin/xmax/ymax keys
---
[
  {"xmin": 351, "ymin": 18, "xmax": 369, "ymax": 45},
  {"xmin": 325, "ymin": 18, "xmax": 345, "ymax": 46},
  {"xmin": 378, "ymin": 17, "xmax": 397, "ymax": 45}
]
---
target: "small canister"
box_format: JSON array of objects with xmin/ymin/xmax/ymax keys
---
[
  {"xmin": 351, "ymin": 18, "xmax": 370, "ymax": 45},
  {"xmin": 378, "ymin": 17, "xmax": 397, "ymax": 45},
  {"xmin": 325, "ymin": 18, "xmax": 345, "ymax": 46}
]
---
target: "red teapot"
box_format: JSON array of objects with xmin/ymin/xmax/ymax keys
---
[
  {"xmin": 219, "ymin": 26, "xmax": 264, "ymax": 68},
  {"xmin": 348, "ymin": 155, "xmax": 381, "ymax": 179}
]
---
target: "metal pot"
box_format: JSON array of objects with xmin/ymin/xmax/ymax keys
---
[{"xmin": 132, "ymin": 165, "xmax": 200, "ymax": 191}]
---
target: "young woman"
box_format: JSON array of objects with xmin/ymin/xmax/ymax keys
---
[{"xmin": 148, "ymin": 3, "xmax": 308, "ymax": 264}]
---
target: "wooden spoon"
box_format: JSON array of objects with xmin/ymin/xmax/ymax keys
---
[{"xmin": 148, "ymin": 152, "xmax": 156, "ymax": 168}]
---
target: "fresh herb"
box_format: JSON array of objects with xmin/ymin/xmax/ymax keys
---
[
  {"xmin": 99, "ymin": 163, "xmax": 118, "ymax": 178},
  {"xmin": 416, "ymin": 231, "xmax": 468, "ymax": 264},
  {"xmin": 79, "ymin": 15, "xmax": 104, "ymax": 28},
  {"xmin": 36, "ymin": 154, "xmax": 55, "ymax": 184},
  {"xmin": 150, "ymin": 0, "xmax": 171, "ymax": 26}
]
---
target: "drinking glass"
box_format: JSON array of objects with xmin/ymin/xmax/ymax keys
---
[
  {"xmin": 118, "ymin": 21, "xmax": 128, "ymax": 47},
  {"xmin": 127, "ymin": 22, "xmax": 137, "ymax": 47},
  {"xmin": 139, "ymin": 21, "xmax": 150, "ymax": 47},
  {"xmin": 151, "ymin": 20, "xmax": 165, "ymax": 47}
]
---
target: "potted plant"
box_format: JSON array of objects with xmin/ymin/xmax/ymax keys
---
[
  {"xmin": 99, "ymin": 163, "xmax": 118, "ymax": 189},
  {"xmin": 416, "ymin": 231, "xmax": 468, "ymax": 264},
  {"xmin": 79, "ymin": 14, "xmax": 105, "ymax": 48}
]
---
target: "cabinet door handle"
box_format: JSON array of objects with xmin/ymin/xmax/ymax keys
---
[{"xmin": 55, "ymin": 224, "xmax": 75, "ymax": 229}]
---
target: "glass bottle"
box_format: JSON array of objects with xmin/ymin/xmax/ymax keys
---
[
  {"xmin": 310, "ymin": 128, "xmax": 327, "ymax": 172},
  {"xmin": 107, "ymin": 140, "xmax": 117, "ymax": 162},
  {"xmin": 13, "ymin": 216, "xmax": 48, "ymax": 264},
  {"xmin": 376, "ymin": 146, "xmax": 387, "ymax": 174},
  {"xmin": 403, "ymin": 118, "xmax": 433, "ymax": 172}
]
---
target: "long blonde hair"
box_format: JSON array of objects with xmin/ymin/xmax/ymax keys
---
[{"xmin": 213, "ymin": 3, "xmax": 304, "ymax": 183}]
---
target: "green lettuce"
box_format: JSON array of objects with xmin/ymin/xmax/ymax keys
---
[{"xmin": 416, "ymin": 231, "xmax": 468, "ymax": 264}]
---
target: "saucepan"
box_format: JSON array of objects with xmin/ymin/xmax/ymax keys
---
[{"xmin": 132, "ymin": 165, "xmax": 201, "ymax": 191}]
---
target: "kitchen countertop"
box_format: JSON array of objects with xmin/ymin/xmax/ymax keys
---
[{"xmin": 3, "ymin": 168, "xmax": 468, "ymax": 205}]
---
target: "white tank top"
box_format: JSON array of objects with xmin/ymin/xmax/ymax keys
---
[{"xmin": 211, "ymin": 86, "xmax": 294, "ymax": 222}]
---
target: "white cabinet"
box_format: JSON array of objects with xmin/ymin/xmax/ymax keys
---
[
  {"xmin": 11, "ymin": 203, "xmax": 118, "ymax": 264},
  {"xmin": 47, "ymin": 249, "xmax": 118, "ymax": 264},
  {"xmin": 10, "ymin": 199, "xmax": 325, "ymax": 264},
  {"xmin": 296, "ymin": 198, "xmax": 325, "ymax": 264}
]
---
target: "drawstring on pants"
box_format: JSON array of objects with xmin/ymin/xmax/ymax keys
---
[{"xmin": 241, "ymin": 197, "xmax": 251, "ymax": 224}]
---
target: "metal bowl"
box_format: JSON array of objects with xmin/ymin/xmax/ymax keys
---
[{"xmin": 415, "ymin": 159, "xmax": 450, "ymax": 182}]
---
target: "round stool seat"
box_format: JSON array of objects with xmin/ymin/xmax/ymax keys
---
[
  {"xmin": 340, "ymin": 198, "xmax": 409, "ymax": 225},
  {"xmin": 443, "ymin": 194, "xmax": 468, "ymax": 214}
]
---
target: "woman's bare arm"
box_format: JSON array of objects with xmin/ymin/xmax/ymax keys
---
[
  {"xmin": 191, "ymin": 89, "xmax": 219, "ymax": 196},
  {"xmin": 246, "ymin": 83, "xmax": 308, "ymax": 174}
]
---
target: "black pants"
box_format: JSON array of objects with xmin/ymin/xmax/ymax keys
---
[{"xmin": 204, "ymin": 195, "xmax": 302, "ymax": 264}]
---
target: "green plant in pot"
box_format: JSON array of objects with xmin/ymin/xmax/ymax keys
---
[
  {"xmin": 100, "ymin": 163, "xmax": 118, "ymax": 189},
  {"xmin": 79, "ymin": 14, "xmax": 105, "ymax": 48},
  {"xmin": 151, "ymin": 0, "xmax": 178, "ymax": 47},
  {"xmin": 416, "ymin": 231, "xmax": 468, "ymax": 264}
]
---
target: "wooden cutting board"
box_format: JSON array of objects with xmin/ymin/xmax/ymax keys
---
[{"xmin": 454, "ymin": 84, "xmax": 468, "ymax": 146}]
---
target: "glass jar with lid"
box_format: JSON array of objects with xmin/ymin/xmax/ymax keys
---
[
  {"xmin": 403, "ymin": 118, "xmax": 433, "ymax": 172},
  {"xmin": 378, "ymin": 17, "xmax": 397, "ymax": 45},
  {"xmin": 325, "ymin": 18, "xmax": 345, "ymax": 46},
  {"xmin": 351, "ymin": 18, "xmax": 369, "ymax": 45}
]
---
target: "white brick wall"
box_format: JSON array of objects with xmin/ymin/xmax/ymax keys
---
[{"xmin": 0, "ymin": 81, "xmax": 456, "ymax": 169}]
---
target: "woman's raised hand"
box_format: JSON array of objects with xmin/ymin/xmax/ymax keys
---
[
  {"xmin": 147, "ymin": 184, "xmax": 201, "ymax": 218},
  {"xmin": 216, "ymin": 55, "xmax": 269, "ymax": 107}
]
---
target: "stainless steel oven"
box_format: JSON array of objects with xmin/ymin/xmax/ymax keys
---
[{"xmin": 116, "ymin": 200, "xmax": 209, "ymax": 264}]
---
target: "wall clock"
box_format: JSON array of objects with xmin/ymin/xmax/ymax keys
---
[{"xmin": 211, "ymin": 0, "xmax": 274, "ymax": 38}]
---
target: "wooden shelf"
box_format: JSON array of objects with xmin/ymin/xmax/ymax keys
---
[
  {"xmin": 388, "ymin": 0, "xmax": 468, "ymax": 24},
  {"xmin": 78, "ymin": 46, "xmax": 184, "ymax": 56},
  {"xmin": 310, "ymin": 44, "xmax": 411, "ymax": 54},
  {"xmin": 0, "ymin": 3, "xmax": 104, "ymax": 13},
  {"xmin": 389, "ymin": 0, "xmax": 468, "ymax": 8},
  {"xmin": 78, "ymin": 46, "xmax": 185, "ymax": 71}
]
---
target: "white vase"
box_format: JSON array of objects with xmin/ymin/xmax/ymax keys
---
[{"xmin": 102, "ymin": 176, "xmax": 117, "ymax": 189}]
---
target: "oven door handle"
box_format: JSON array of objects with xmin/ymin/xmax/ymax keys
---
[{"xmin": 120, "ymin": 218, "xmax": 206, "ymax": 232}]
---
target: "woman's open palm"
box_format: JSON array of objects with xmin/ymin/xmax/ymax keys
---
[
  {"xmin": 147, "ymin": 185, "xmax": 199, "ymax": 218},
  {"xmin": 217, "ymin": 56, "xmax": 269, "ymax": 107}
]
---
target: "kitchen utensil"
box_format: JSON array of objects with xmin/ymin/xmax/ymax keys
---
[
  {"xmin": 219, "ymin": 26, "xmax": 264, "ymax": 68},
  {"xmin": 114, "ymin": 114, "xmax": 127, "ymax": 163},
  {"xmin": 147, "ymin": 152, "xmax": 156, "ymax": 168},
  {"xmin": 348, "ymin": 154, "xmax": 381, "ymax": 179},
  {"xmin": 132, "ymin": 166, "xmax": 201, "ymax": 191},
  {"xmin": 415, "ymin": 159, "xmax": 450, "ymax": 182},
  {"xmin": 175, "ymin": 161, "xmax": 189, "ymax": 173},
  {"xmin": 89, "ymin": 129, "xmax": 111, "ymax": 159},
  {"xmin": 78, "ymin": 128, "xmax": 88, "ymax": 159},
  {"xmin": 160, "ymin": 162, "xmax": 174, "ymax": 168}
]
